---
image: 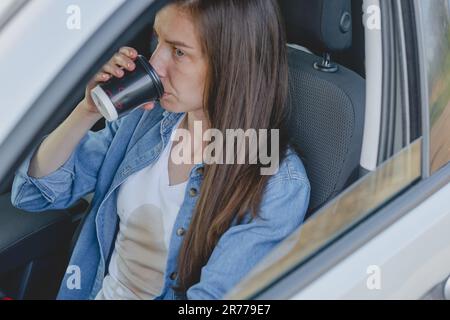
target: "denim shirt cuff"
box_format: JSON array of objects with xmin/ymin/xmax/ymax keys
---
[{"xmin": 14, "ymin": 134, "xmax": 76, "ymax": 204}]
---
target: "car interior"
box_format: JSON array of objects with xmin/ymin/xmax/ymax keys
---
[{"xmin": 0, "ymin": 0, "xmax": 366, "ymax": 299}]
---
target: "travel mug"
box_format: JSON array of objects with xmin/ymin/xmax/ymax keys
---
[{"xmin": 90, "ymin": 55, "xmax": 164, "ymax": 121}]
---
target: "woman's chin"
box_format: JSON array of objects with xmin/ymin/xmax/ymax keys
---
[{"xmin": 160, "ymin": 98, "xmax": 184, "ymax": 113}]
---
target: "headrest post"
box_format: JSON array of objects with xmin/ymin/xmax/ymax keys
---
[{"xmin": 313, "ymin": 52, "xmax": 339, "ymax": 73}]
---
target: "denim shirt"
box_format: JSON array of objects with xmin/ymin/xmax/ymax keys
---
[{"xmin": 10, "ymin": 103, "xmax": 310, "ymax": 300}]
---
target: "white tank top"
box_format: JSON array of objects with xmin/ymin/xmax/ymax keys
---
[{"xmin": 96, "ymin": 114, "xmax": 187, "ymax": 300}]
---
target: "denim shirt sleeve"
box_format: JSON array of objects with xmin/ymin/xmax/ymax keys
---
[
  {"xmin": 186, "ymin": 176, "xmax": 311, "ymax": 300},
  {"xmin": 10, "ymin": 118, "xmax": 122, "ymax": 212}
]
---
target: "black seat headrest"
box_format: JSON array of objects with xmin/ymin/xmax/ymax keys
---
[{"xmin": 278, "ymin": 0, "xmax": 353, "ymax": 53}]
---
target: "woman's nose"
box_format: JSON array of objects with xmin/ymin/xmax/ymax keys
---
[{"xmin": 149, "ymin": 51, "xmax": 167, "ymax": 78}]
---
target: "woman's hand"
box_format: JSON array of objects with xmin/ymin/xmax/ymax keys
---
[{"xmin": 78, "ymin": 46, "xmax": 155, "ymax": 116}]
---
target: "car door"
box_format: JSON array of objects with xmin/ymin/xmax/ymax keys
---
[
  {"xmin": 225, "ymin": 0, "xmax": 450, "ymax": 300},
  {"xmin": 0, "ymin": 0, "xmax": 165, "ymax": 300}
]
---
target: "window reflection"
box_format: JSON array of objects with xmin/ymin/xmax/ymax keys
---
[{"xmin": 419, "ymin": 0, "xmax": 450, "ymax": 173}]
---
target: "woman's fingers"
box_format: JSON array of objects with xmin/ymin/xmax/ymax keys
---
[
  {"xmin": 97, "ymin": 47, "xmax": 139, "ymax": 80},
  {"xmin": 94, "ymin": 72, "xmax": 111, "ymax": 82},
  {"xmin": 119, "ymin": 46, "xmax": 138, "ymax": 60},
  {"xmin": 102, "ymin": 63, "xmax": 124, "ymax": 77},
  {"xmin": 113, "ymin": 52, "xmax": 136, "ymax": 72},
  {"xmin": 85, "ymin": 46, "xmax": 139, "ymax": 111}
]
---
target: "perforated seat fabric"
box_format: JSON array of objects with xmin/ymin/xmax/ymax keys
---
[
  {"xmin": 279, "ymin": 0, "xmax": 366, "ymax": 216},
  {"xmin": 286, "ymin": 46, "xmax": 365, "ymax": 215}
]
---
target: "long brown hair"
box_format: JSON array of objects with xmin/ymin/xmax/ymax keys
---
[{"xmin": 171, "ymin": 0, "xmax": 290, "ymax": 294}]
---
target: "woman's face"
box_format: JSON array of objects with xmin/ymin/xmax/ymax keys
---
[{"xmin": 150, "ymin": 5, "xmax": 208, "ymax": 114}]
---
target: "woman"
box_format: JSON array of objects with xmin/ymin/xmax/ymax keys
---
[{"xmin": 11, "ymin": 0, "xmax": 310, "ymax": 300}]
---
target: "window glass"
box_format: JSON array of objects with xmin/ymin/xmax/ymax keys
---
[{"xmin": 418, "ymin": 1, "xmax": 450, "ymax": 173}]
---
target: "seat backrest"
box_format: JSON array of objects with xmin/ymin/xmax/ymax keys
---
[{"xmin": 279, "ymin": 0, "xmax": 366, "ymax": 217}]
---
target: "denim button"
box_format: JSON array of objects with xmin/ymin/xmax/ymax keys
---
[
  {"xmin": 170, "ymin": 272, "xmax": 178, "ymax": 280},
  {"xmin": 189, "ymin": 188, "xmax": 198, "ymax": 197},
  {"xmin": 196, "ymin": 167, "xmax": 204, "ymax": 175},
  {"xmin": 176, "ymin": 228, "xmax": 186, "ymax": 236}
]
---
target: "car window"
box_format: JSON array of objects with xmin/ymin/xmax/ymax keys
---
[
  {"xmin": 0, "ymin": 0, "xmax": 16, "ymax": 17},
  {"xmin": 417, "ymin": 0, "xmax": 450, "ymax": 174},
  {"xmin": 0, "ymin": 0, "xmax": 125, "ymax": 147},
  {"xmin": 226, "ymin": 0, "xmax": 424, "ymax": 299},
  {"xmin": 0, "ymin": 0, "xmax": 25, "ymax": 30},
  {"xmin": 0, "ymin": 0, "xmax": 130, "ymax": 192}
]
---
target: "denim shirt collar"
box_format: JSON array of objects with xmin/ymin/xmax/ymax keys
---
[
  {"xmin": 160, "ymin": 109, "xmax": 182, "ymax": 141},
  {"xmin": 160, "ymin": 109, "xmax": 205, "ymax": 178}
]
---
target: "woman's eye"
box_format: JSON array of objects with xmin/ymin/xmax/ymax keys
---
[{"xmin": 174, "ymin": 48, "xmax": 185, "ymax": 58}]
